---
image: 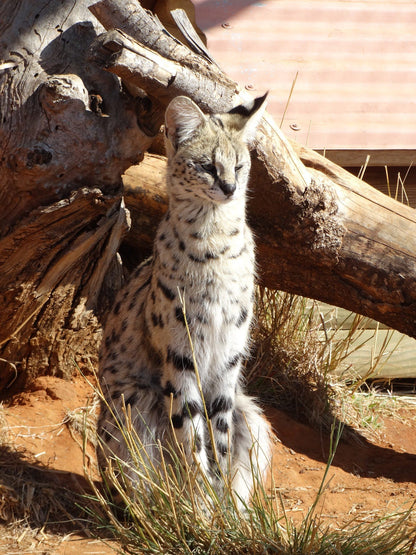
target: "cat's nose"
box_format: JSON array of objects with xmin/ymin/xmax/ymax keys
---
[{"xmin": 219, "ymin": 181, "xmax": 236, "ymax": 197}]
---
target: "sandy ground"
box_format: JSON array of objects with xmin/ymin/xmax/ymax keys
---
[{"xmin": 0, "ymin": 374, "xmax": 415, "ymax": 553}]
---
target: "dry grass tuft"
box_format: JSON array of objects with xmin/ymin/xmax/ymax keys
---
[
  {"xmin": 247, "ymin": 287, "xmax": 412, "ymax": 439},
  {"xmin": 248, "ymin": 288, "xmax": 340, "ymax": 431},
  {"xmin": 64, "ymin": 395, "xmax": 100, "ymax": 447}
]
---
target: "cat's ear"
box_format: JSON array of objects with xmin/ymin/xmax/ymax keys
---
[
  {"xmin": 165, "ymin": 96, "xmax": 206, "ymax": 150},
  {"xmin": 228, "ymin": 93, "xmax": 268, "ymax": 144}
]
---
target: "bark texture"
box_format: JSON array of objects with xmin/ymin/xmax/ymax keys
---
[{"xmin": 0, "ymin": 0, "xmax": 149, "ymax": 392}]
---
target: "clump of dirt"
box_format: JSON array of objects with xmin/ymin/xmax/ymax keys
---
[{"xmin": 0, "ymin": 375, "xmax": 415, "ymax": 553}]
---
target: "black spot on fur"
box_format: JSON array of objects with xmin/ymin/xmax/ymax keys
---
[
  {"xmin": 194, "ymin": 434, "xmax": 202, "ymax": 452},
  {"xmin": 151, "ymin": 312, "xmax": 158, "ymax": 327},
  {"xmin": 167, "ymin": 347, "xmax": 194, "ymax": 371},
  {"xmin": 189, "ymin": 250, "xmax": 219, "ymax": 262},
  {"xmin": 216, "ymin": 417, "xmax": 229, "ymax": 434},
  {"xmin": 110, "ymin": 329, "xmax": 120, "ymax": 344},
  {"xmin": 236, "ymin": 307, "xmax": 248, "ymax": 327},
  {"xmin": 163, "ymin": 381, "xmax": 177, "ymax": 398},
  {"xmin": 157, "ymin": 278, "xmax": 176, "ymax": 300},
  {"xmin": 209, "ymin": 396, "xmax": 233, "ymax": 418},
  {"xmin": 151, "ymin": 374, "xmax": 161, "ymax": 388},
  {"xmin": 196, "ymin": 314, "xmax": 208, "ymax": 325},
  {"xmin": 185, "ymin": 206, "xmax": 203, "ymax": 224},
  {"xmin": 128, "ymin": 277, "xmax": 151, "ymax": 310},
  {"xmin": 226, "ymin": 353, "xmax": 241, "ymax": 370},
  {"xmin": 175, "ymin": 306, "xmax": 186, "ymax": 325},
  {"xmin": 210, "ymin": 115, "xmax": 225, "ymax": 129},
  {"xmin": 121, "ymin": 319, "xmax": 128, "ymax": 332},
  {"xmin": 189, "ymin": 253, "xmax": 206, "ymax": 263},
  {"xmin": 134, "ymin": 377, "xmax": 150, "ymax": 390},
  {"xmin": 113, "ymin": 301, "xmax": 121, "ymax": 315},
  {"xmin": 216, "ymin": 443, "xmax": 228, "ymax": 457},
  {"xmin": 125, "ymin": 393, "xmax": 137, "ymax": 406},
  {"xmin": 201, "ymin": 292, "xmax": 213, "ymax": 303},
  {"xmin": 183, "ymin": 400, "xmax": 202, "ymax": 419},
  {"xmin": 171, "ymin": 414, "xmax": 184, "ymax": 429},
  {"xmin": 179, "ymin": 240, "xmax": 186, "ymax": 251},
  {"xmin": 102, "ymin": 428, "xmax": 112, "ymax": 442},
  {"xmin": 135, "ymin": 276, "xmax": 151, "ymax": 296}
]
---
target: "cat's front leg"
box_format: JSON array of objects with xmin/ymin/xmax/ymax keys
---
[
  {"xmin": 206, "ymin": 354, "xmax": 243, "ymax": 482},
  {"xmin": 161, "ymin": 359, "xmax": 209, "ymax": 475}
]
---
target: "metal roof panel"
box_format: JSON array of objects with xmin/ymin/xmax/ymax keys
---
[{"xmin": 193, "ymin": 0, "xmax": 416, "ymax": 164}]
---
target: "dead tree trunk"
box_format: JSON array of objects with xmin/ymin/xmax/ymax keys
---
[
  {"xmin": 0, "ymin": 0, "xmax": 154, "ymax": 392},
  {"xmin": 1, "ymin": 0, "xmax": 415, "ymax": 394}
]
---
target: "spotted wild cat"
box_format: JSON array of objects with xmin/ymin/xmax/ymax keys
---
[{"xmin": 98, "ymin": 94, "xmax": 271, "ymax": 502}]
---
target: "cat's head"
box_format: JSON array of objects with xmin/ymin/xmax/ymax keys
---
[{"xmin": 164, "ymin": 94, "xmax": 267, "ymax": 204}]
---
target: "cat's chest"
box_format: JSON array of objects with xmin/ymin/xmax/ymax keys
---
[
  {"xmin": 157, "ymin": 229, "xmax": 254, "ymax": 295},
  {"xmin": 152, "ymin": 224, "xmax": 254, "ymax": 334}
]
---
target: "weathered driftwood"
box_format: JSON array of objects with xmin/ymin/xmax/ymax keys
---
[
  {"xmin": 89, "ymin": 0, "xmax": 416, "ymax": 339},
  {"xmin": 0, "ymin": 0, "xmax": 149, "ymax": 391},
  {"xmin": 1, "ymin": 0, "xmax": 416, "ymax": 394}
]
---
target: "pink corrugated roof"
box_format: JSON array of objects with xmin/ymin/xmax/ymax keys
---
[{"xmin": 193, "ymin": 0, "xmax": 416, "ymax": 165}]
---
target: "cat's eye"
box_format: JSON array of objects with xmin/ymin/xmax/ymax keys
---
[{"xmin": 235, "ymin": 164, "xmax": 243, "ymax": 173}]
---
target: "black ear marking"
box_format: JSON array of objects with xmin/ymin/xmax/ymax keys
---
[{"xmin": 228, "ymin": 92, "xmax": 268, "ymax": 117}]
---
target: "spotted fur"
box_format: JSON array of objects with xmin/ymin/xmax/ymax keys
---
[{"xmin": 98, "ymin": 94, "xmax": 271, "ymax": 503}]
